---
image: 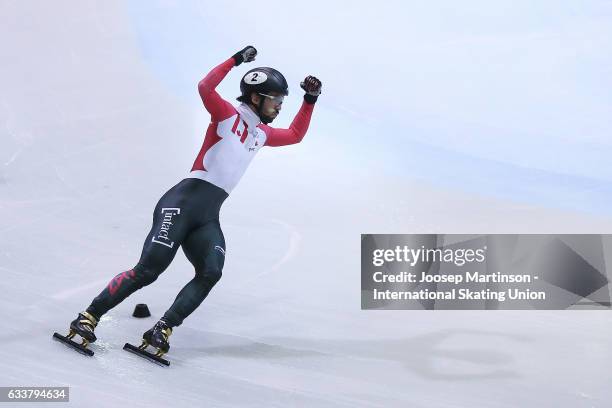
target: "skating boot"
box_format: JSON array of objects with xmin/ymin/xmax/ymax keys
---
[
  {"xmin": 123, "ymin": 319, "xmax": 172, "ymax": 366},
  {"xmin": 52, "ymin": 311, "xmax": 98, "ymax": 356},
  {"xmin": 142, "ymin": 319, "xmax": 172, "ymax": 355},
  {"xmin": 69, "ymin": 312, "xmax": 98, "ymax": 343}
]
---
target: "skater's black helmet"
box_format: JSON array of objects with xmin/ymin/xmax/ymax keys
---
[{"xmin": 238, "ymin": 67, "xmax": 289, "ymax": 103}]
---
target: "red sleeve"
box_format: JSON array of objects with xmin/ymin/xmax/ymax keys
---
[
  {"xmin": 263, "ymin": 101, "xmax": 315, "ymax": 147},
  {"xmin": 198, "ymin": 57, "xmax": 237, "ymax": 121}
]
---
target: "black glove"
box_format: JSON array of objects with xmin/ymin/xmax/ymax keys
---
[
  {"xmin": 300, "ymin": 75, "xmax": 322, "ymax": 104},
  {"xmin": 232, "ymin": 46, "xmax": 257, "ymax": 66}
]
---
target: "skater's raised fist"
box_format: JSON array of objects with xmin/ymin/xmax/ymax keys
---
[
  {"xmin": 300, "ymin": 75, "xmax": 322, "ymax": 104},
  {"xmin": 233, "ymin": 46, "xmax": 257, "ymax": 66},
  {"xmin": 300, "ymin": 76, "xmax": 322, "ymax": 96}
]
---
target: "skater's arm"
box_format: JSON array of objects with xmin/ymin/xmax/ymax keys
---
[
  {"xmin": 263, "ymin": 101, "xmax": 315, "ymax": 146},
  {"xmin": 198, "ymin": 46, "xmax": 258, "ymax": 121},
  {"xmin": 198, "ymin": 58, "xmax": 238, "ymax": 121},
  {"xmin": 264, "ymin": 76, "xmax": 322, "ymax": 147}
]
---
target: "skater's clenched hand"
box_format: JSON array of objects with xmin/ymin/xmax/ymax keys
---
[
  {"xmin": 301, "ymin": 76, "xmax": 322, "ymax": 96},
  {"xmin": 300, "ymin": 75, "xmax": 322, "ymax": 103},
  {"xmin": 233, "ymin": 46, "xmax": 257, "ymax": 66}
]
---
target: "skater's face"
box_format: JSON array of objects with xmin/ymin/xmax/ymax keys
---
[{"xmin": 251, "ymin": 92, "xmax": 283, "ymax": 122}]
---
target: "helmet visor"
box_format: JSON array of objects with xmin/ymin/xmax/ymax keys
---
[{"xmin": 259, "ymin": 93, "xmax": 285, "ymax": 106}]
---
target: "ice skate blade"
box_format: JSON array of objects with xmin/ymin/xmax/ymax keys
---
[
  {"xmin": 123, "ymin": 342, "xmax": 170, "ymax": 366},
  {"xmin": 52, "ymin": 332, "xmax": 94, "ymax": 356}
]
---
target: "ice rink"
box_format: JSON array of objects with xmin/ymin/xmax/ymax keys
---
[{"xmin": 1, "ymin": 1, "xmax": 612, "ymax": 406}]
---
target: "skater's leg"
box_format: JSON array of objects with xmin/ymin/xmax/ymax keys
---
[
  {"xmin": 162, "ymin": 220, "xmax": 226, "ymax": 327},
  {"xmin": 86, "ymin": 203, "xmax": 192, "ymax": 319}
]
